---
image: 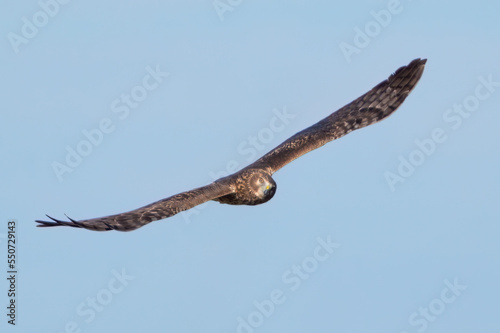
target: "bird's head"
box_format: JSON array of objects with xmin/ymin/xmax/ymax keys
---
[{"xmin": 249, "ymin": 172, "xmax": 277, "ymax": 204}]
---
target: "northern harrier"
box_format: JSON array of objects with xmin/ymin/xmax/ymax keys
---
[{"xmin": 36, "ymin": 58, "xmax": 426, "ymax": 231}]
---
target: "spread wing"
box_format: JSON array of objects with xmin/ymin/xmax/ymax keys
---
[
  {"xmin": 246, "ymin": 58, "xmax": 426, "ymax": 174},
  {"xmin": 35, "ymin": 182, "xmax": 235, "ymax": 232}
]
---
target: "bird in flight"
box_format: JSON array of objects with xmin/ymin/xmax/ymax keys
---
[{"xmin": 36, "ymin": 58, "xmax": 426, "ymax": 232}]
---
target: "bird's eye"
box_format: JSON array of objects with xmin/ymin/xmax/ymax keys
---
[{"xmin": 258, "ymin": 178, "xmax": 265, "ymax": 184}]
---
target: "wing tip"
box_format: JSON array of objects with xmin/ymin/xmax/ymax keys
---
[
  {"xmin": 407, "ymin": 58, "xmax": 427, "ymax": 68},
  {"xmin": 386, "ymin": 57, "xmax": 427, "ymax": 91},
  {"xmin": 395, "ymin": 57, "xmax": 427, "ymax": 74},
  {"xmin": 412, "ymin": 58, "xmax": 427, "ymax": 73},
  {"xmin": 35, "ymin": 214, "xmax": 133, "ymax": 232},
  {"xmin": 35, "ymin": 214, "xmax": 83, "ymax": 228}
]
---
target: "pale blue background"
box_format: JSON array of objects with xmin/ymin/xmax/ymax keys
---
[{"xmin": 1, "ymin": 1, "xmax": 499, "ymax": 332}]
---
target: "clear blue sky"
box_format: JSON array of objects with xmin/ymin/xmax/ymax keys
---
[{"xmin": 1, "ymin": 1, "xmax": 499, "ymax": 332}]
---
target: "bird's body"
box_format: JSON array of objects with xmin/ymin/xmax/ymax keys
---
[
  {"xmin": 36, "ymin": 58, "xmax": 426, "ymax": 232},
  {"xmin": 213, "ymin": 169, "xmax": 276, "ymax": 206}
]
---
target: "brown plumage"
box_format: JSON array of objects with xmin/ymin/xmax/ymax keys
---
[{"xmin": 36, "ymin": 58, "xmax": 426, "ymax": 232}]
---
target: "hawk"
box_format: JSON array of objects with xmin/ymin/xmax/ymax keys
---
[{"xmin": 36, "ymin": 58, "xmax": 426, "ymax": 232}]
